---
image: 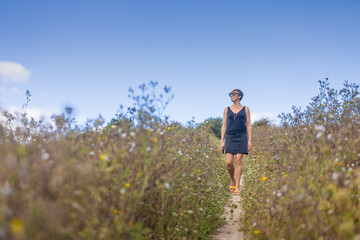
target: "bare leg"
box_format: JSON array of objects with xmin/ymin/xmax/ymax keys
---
[
  {"xmin": 234, "ymin": 153, "xmax": 243, "ymax": 192},
  {"xmin": 226, "ymin": 153, "xmax": 235, "ymax": 186}
]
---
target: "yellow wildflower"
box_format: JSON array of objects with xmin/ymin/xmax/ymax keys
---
[
  {"xmin": 113, "ymin": 209, "xmax": 118, "ymax": 214},
  {"xmin": 197, "ymin": 169, "xmax": 200, "ymax": 172},
  {"xmin": 254, "ymin": 230, "xmax": 260, "ymax": 234},
  {"xmin": 283, "ymin": 174, "xmax": 288, "ymax": 177},
  {"xmin": 167, "ymin": 137, "xmax": 170, "ymax": 140},
  {"xmin": 168, "ymin": 127, "xmax": 171, "ymax": 130},
  {"xmin": 153, "ymin": 137, "xmax": 158, "ymax": 142},
  {"xmin": 209, "ymin": 210, "xmax": 213, "ymax": 213},
  {"xmin": 262, "ymin": 177, "xmax": 267, "ymax": 181},
  {"xmin": 125, "ymin": 183, "xmax": 130, "ymax": 188},
  {"xmin": 100, "ymin": 154, "xmax": 105, "ymax": 160},
  {"xmin": 137, "ymin": 173, "xmax": 142, "ymax": 177},
  {"xmin": 338, "ymin": 161, "xmax": 342, "ymax": 166},
  {"xmin": 10, "ymin": 218, "xmax": 24, "ymax": 235}
]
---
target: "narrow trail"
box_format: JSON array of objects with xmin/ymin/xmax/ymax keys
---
[{"xmin": 210, "ymin": 176, "xmax": 245, "ymax": 240}]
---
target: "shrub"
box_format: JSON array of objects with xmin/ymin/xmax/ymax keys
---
[
  {"xmin": 0, "ymin": 82, "xmax": 229, "ymax": 240},
  {"xmin": 241, "ymin": 79, "xmax": 360, "ymax": 239}
]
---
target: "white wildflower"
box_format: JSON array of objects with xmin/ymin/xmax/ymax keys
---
[
  {"xmin": 120, "ymin": 188, "xmax": 126, "ymax": 194},
  {"xmin": 334, "ymin": 158, "xmax": 339, "ymax": 163},
  {"xmin": 343, "ymin": 179, "xmax": 350, "ymax": 186},
  {"xmin": 146, "ymin": 146, "xmax": 151, "ymax": 152},
  {"xmin": 314, "ymin": 125, "xmax": 325, "ymax": 132},
  {"xmin": 327, "ymin": 134, "xmax": 332, "ymax": 140},
  {"xmin": 41, "ymin": 152, "xmax": 50, "ymax": 160},
  {"xmin": 72, "ymin": 202, "xmax": 82, "ymax": 210},
  {"xmin": 331, "ymin": 172, "xmax": 340, "ymax": 181},
  {"xmin": 129, "ymin": 142, "xmax": 136, "ymax": 152},
  {"xmin": 89, "ymin": 151, "xmax": 95, "ymax": 156},
  {"xmin": 316, "ymin": 132, "xmax": 323, "ymax": 139},
  {"xmin": 121, "ymin": 133, "xmax": 127, "ymax": 138},
  {"xmin": 130, "ymin": 132, "xmax": 135, "ymax": 137},
  {"xmin": 277, "ymin": 192, "xmax": 282, "ymax": 197},
  {"xmin": 177, "ymin": 150, "xmax": 183, "ymax": 156},
  {"xmin": 164, "ymin": 182, "xmax": 171, "ymax": 190}
]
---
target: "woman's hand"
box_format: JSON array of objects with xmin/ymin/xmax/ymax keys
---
[
  {"xmin": 220, "ymin": 141, "xmax": 225, "ymax": 152},
  {"xmin": 248, "ymin": 141, "xmax": 252, "ymax": 151}
]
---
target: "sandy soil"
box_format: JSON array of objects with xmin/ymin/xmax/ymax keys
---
[{"xmin": 210, "ymin": 177, "xmax": 245, "ymax": 240}]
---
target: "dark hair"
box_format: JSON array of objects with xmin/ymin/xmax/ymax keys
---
[{"xmin": 231, "ymin": 89, "xmax": 244, "ymax": 101}]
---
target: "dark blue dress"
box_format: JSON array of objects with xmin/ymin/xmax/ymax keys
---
[{"xmin": 225, "ymin": 106, "xmax": 248, "ymax": 154}]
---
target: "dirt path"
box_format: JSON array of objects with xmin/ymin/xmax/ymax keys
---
[{"xmin": 210, "ymin": 176, "xmax": 245, "ymax": 240}]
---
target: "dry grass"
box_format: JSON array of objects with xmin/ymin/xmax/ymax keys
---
[
  {"xmin": 0, "ymin": 83, "xmax": 229, "ymax": 240},
  {"xmin": 241, "ymin": 79, "xmax": 360, "ymax": 239}
]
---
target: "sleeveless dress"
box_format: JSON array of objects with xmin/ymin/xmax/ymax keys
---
[{"xmin": 225, "ymin": 106, "xmax": 248, "ymax": 154}]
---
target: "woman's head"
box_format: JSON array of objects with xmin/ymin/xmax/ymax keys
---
[{"xmin": 229, "ymin": 89, "xmax": 244, "ymax": 101}]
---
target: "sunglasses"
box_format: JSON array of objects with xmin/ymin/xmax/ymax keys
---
[{"xmin": 229, "ymin": 92, "xmax": 240, "ymax": 97}]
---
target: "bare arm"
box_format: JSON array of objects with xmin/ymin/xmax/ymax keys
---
[
  {"xmin": 220, "ymin": 107, "xmax": 228, "ymax": 148},
  {"xmin": 245, "ymin": 106, "xmax": 252, "ymax": 150}
]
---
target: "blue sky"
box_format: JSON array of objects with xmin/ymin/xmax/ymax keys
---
[{"xmin": 1, "ymin": 0, "xmax": 359, "ymax": 126}]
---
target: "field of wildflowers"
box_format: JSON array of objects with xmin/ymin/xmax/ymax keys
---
[
  {"xmin": 241, "ymin": 79, "xmax": 360, "ymax": 239},
  {"xmin": 0, "ymin": 83, "xmax": 229, "ymax": 240}
]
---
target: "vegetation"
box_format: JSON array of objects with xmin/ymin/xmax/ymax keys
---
[
  {"xmin": 0, "ymin": 82, "xmax": 229, "ymax": 240},
  {"xmin": 241, "ymin": 79, "xmax": 360, "ymax": 239},
  {"xmin": 252, "ymin": 118, "xmax": 272, "ymax": 127},
  {"xmin": 2, "ymin": 78, "xmax": 358, "ymax": 240},
  {"xmin": 197, "ymin": 118, "xmax": 222, "ymax": 139}
]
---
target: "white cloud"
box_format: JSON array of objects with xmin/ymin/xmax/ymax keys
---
[
  {"xmin": 0, "ymin": 61, "xmax": 31, "ymax": 83},
  {"xmin": 0, "ymin": 105, "xmax": 60, "ymax": 124},
  {"xmin": 0, "ymin": 87, "xmax": 20, "ymax": 95}
]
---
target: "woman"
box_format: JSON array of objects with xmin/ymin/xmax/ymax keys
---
[{"xmin": 220, "ymin": 89, "xmax": 252, "ymax": 195}]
